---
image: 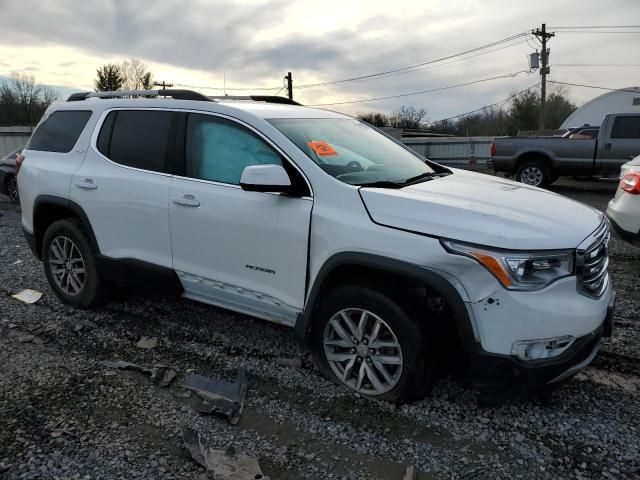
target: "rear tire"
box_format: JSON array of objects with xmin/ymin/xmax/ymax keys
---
[
  {"xmin": 42, "ymin": 218, "xmax": 108, "ymax": 308},
  {"xmin": 311, "ymin": 285, "xmax": 431, "ymax": 403},
  {"xmin": 515, "ymin": 161, "xmax": 550, "ymax": 187},
  {"xmin": 5, "ymin": 175, "xmax": 19, "ymax": 203}
]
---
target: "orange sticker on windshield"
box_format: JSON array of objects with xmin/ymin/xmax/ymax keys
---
[{"xmin": 308, "ymin": 141, "xmax": 338, "ymax": 156}]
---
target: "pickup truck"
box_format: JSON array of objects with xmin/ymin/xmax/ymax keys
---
[{"xmin": 490, "ymin": 113, "xmax": 640, "ymax": 187}]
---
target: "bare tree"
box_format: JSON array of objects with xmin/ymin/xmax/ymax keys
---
[
  {"xmin": 0, "ymin": 73, "xmax": 58, "ymax": 126},
  {"xmin": 389, "ymin": 106, "xmax": 428, "ymax": 129},
  {"xmin": 120, "ymin": 58, "xmax": 154, "ymax": 91}
]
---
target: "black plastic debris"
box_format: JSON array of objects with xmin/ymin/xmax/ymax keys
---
[
  {"xmin": 181, "ymin": 368, "xmax": 247, "ymax": 425},
  {"xmin": 99, "ymin": 360, "xmax": 177, "ymax": 388},
  {"xmin": 182, "ymin": 426, "xmax": 265, "ymax": 480}
]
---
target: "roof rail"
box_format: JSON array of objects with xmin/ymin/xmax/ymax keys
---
[
  {"xmin": 209, "ymin": 95, "xmax": 302, "ymax": 106},
  {"xmin": 67, "ymin": 89, "xmax": 214, "ymax": 102}
]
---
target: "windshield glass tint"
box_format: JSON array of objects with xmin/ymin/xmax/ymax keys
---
[{"xmin": 268, "ymin": 118, "xmax": 433, "ymax": 185}]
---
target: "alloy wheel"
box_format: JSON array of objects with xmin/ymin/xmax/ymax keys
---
[
  {"xmin": 48, "ymin": 236, "xmax": 86, "ymax": 296},
  {"xmin": 520, "ymin": 166, "xmax": 544, "ymax": 186},
  {"xmin": 323, "ymin": 308, "xmax": 403, "ymax": 395}
]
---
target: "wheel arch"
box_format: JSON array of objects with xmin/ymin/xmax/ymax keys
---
[
  {"xmin": 295, "ymin": 252, "xmax": 478, "ymax": 352},
  {"xmin": 515, "ymin": 151, "xmax": 555, "ymax": 172},
  {"xmin": 32, "ymin": 195, "xmax": 100, "ymax": 259}
]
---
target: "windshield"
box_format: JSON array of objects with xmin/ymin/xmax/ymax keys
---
[{"xmin": 268, "ymin": 118, "xmax": 436, "ymax": 186}]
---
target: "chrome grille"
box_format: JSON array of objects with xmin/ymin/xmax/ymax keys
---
[{"xmin": 576, "ymin": 220, "xmax": 610, "ymax": 297}]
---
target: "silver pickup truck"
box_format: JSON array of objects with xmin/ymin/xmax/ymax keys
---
[{"xmin": 490, "ymin": 113, "xmax": 640, "ymax": 187}]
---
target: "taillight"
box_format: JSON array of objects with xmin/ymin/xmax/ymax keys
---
[
  {"xmin": 15, "ymin": 153, "xmax": 25, "ymax": 175},
  {"xmin": 490, "ymin": 141, "xmax": 496, "ymax": 158},
  {"xmin": 620, "ymin": 172, "xmax": 640, "ymax": 194}
]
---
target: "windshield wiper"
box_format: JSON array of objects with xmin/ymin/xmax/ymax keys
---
[
  {"xmin": 355, "ymin": 180, "xmax": 405, "ymax": 189},
  {"xmin": 401, "ymin": 171, "xmax": 450, "ymax": 185}
]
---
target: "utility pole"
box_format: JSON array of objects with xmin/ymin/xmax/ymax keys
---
[
  {"xmin": 532, "ymin": 23, "xmax": 554, "ymax": 132},
  {"xmin": 153, "ymin": 81, "xmax": 174, "ymax": 90},
  {"xmin": 285, "ymin": 72, "xmax": 293, "ymax": 100}
]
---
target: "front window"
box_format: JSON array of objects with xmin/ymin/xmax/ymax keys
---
[{"xmin": 269, "ymin": 118, "xmax": 437, "ymax": 186}]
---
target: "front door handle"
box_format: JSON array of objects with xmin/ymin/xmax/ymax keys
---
[
  {"xmin": 604, "ymin": 142, "xmax": 612, "ymax": 151},
  {"xmin": 74, "ymin": 179, "xmax": 97, "ymax": 190},
  {"xmin": 172, "ymin": 195, "xmax": 200, "ymax": 207}
]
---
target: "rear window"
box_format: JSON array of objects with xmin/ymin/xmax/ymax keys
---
[
  {"xmin": 97, "ymin": 110, "xmax": 175, "ymax": 173},
  {"xmin": 611, "ymin": 116, "xmax": 640, "ymax": 139},
  {"xmin": 28, "ymin": 110, "xmax": 92, "ymax": 153}
]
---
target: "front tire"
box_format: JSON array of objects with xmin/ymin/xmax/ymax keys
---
[
  {"xmin": 515, "ymin": 161, "xmax": 550, "ymax": 187},
  {"xmin": 311, "ymin": 285, "xmax": 430, "ymax": 403},
  {"xmin": 42, "ymin": 218, "xmax": 107, "ymax": 308}
]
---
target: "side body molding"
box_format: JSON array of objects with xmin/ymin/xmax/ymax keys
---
[{"xmin": 295, "ymin": 252, "xmax": 479, "ymax": 351}]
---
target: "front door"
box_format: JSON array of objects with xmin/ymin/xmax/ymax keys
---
[{"xmin": 169, "ymin": 113, "xmax": 312, "ymax": 326}]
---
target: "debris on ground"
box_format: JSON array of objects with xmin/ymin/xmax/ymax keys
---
[
  {"xmin": 182, "ymin": 426, "xmax": 265, "ymax": 480},
  {"xmin": 275, "ymin": 357, "xmax": 302, "ymax": 369},
  {"xmin": 29, "ymin": 322, "xmax": 63, "ymax": 335},
  {"xmin": 402, "ymin": 465, "xmax": 416, "ymax": 480},
  {"xmin": 14, "ymin": 332, "xmax": 35, "ymax": 343},
  {"xmin": 99, "ymin": 360, "xmax": 177, "ymax": 388},
  {"xmin": 135, "ymin": 336, "xmax": 158, "ymax": 349},
  {"xmin": 182, "ymin": 368, "xmax": 247, "ymax": 425},
  {"xmin": 11, "ymin": 289, "xmax": 42, "ymax": 304},
  {"xmin": 11, "ymin": 259, "xmax": 22, "ymax": 265}
]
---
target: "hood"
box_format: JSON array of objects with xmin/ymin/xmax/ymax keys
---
[{"xmin": 359, "ymin": 169, "xmax": 603, "ymax": 250}]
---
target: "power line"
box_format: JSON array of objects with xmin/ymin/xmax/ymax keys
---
[
  {"xmin": 550, "ymin": 25, "xmax": 640, "ymax": 29},
  {"xmin": 549, "ymin": 30, "xmax": 640, "ymax": 34},
  {"xmin": 308, "ymin": 70, "xmax": 532, "ymax": 107},
  {"xmin": 295, "ymin": 32, "xmax": 530, "ymax": 89},
  {"xmin": 319, "ymin": 37, "xmax": 530, "ymax": 85},
  {"xmin": 424, "ymin": 83, "xmax": 540, "ymax": 126},
  {"xmin": 553, "ymin": 64, "xmax": 640, "ymax": 67},
  {"xmin": 171, "ymin": 82, "xmax": 281, "ymax": 91},
  {"xmin": 547, "ymin": 80, "xmax": 640, "ymax": 93}
]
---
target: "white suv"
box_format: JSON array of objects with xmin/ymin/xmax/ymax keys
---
[{"xmin": 18, "ymin": 89, "xmax": 615, "ymax": 402}]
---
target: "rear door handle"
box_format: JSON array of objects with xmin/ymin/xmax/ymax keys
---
[
  {"xmin": 604, "ymin": 142, "xmax": 612, "ymax": 151},
  {"xmin": 172, "ymin": 195, "xmax": 200, "ymax": 207},
  {"xmin": 74, "ymin": 179, "xmax": 97, "ymax": 190}
]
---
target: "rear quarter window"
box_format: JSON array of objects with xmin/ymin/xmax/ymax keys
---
[{"xmin": 28, "ymin": 110, "xmax": 92, "ymax": 153}]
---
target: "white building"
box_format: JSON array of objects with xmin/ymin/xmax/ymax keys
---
[{"xmin": 560, "ymin": 87, "xmax": 640, "ymax": 129}]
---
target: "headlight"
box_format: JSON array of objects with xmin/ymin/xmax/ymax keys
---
[{"xmin": 442, "ymin": 239, "xmax": 574, "ymax": 291}]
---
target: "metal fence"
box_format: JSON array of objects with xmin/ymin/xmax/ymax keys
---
[
  {"xmin": 403, "ymin": 136, "xmax": 493, "ymax": 167},
  {"xmin": 0, "ymin": 127, "xmax": 33, "ymax": 157},
  {"xmin": 1, "ymin": 128, "xmax": 494, "ymax": 169}
]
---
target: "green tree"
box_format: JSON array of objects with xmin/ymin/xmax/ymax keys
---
[
  {"xmin": 505, "ymin": 89, "xmax": 540, "ymax": 135},
  {"xmin": 94, "ymin": 64, "xmax": 124, "ymax": 92}
]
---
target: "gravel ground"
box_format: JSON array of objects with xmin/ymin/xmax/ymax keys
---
[{"xmin": 0, "ymin": 177, "xmax": 638, "ymax": 480}]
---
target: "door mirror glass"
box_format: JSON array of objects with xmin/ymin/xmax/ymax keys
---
[{"xmin": 240, "ymin": 164, "xmax": 292, "ymax": 193}]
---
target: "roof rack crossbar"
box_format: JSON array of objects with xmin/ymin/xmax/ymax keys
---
[
  {"xmin": 67, "ymin": 89, "xmax": 214, "ymax": 102},
  {"xmin": 209, "ymin": 95, "xmax": 302, "ymax": 106}
]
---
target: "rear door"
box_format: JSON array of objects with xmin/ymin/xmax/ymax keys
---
[
  {"xmin": 598, "ymin": 115, "xmax": 640, "ymax": 175},
  {"xmin": 70, "ymin": 109, "xmax": 176, "ymax": 268}
]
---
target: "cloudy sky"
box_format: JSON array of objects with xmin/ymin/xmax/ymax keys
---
[{"xmin": 1, "ymin": 0, "xmax": 639, "ymax": 120}]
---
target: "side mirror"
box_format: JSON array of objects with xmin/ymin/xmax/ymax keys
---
[{"xmin": 239, "ymin": 164, "xmax": 293, "ymax": 193}]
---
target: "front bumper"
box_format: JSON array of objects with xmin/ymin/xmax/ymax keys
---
[{"xmin": 467, "ymin": 290, "xmax": 615, "ymax": 386}]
